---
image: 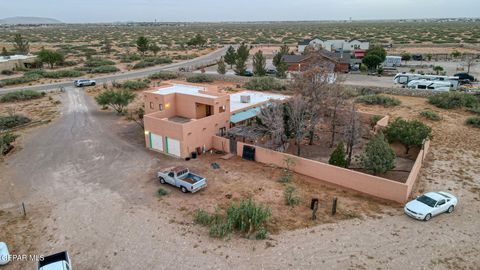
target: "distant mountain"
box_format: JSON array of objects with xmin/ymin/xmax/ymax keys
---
[{"xmin": 0, "ymin": 16, "xmax": 63, "ymax": 25}]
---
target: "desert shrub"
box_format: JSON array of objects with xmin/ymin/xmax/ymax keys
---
[
  {"xmin": 255, "ymin": 228, "xmax": 268, "ymax": 240},
  {"xmin": 119, "ymin": 80, "xmax": 150, "ymax": 90},
  {"xmin": 0, "ymin": 90, "xmax": 43, "ymax": 103},
  {"xmin": 95, "ymin": 89, "xmax": 135, "ymax": 114},
  {"xmin": 119, "ymin": 54, "xmax": 141, "ymax": 63},
  {"xmin": 0, "ymin": 73, "xmax": 43, "ymax": 86},
  {"xmin": 84, "ymin": 58, "xmax": 115, "ymax": 67},
  {"xmin": 194, "ymin": 209, "xmax": 213, "ymax": 226},
  {"xmin": 0, "ymin": 115, "xmax": 31, "ymax": 130},
  {"xmin": 43, "ymin": 70, "xmax": 83, "ymax": 78},
  {"xmin": 1, "ymin": 70, "xmax": 14, "ymax": 75},
  {"xmin": 157, "ymin": 188, "xmax": 169, "ymax": 197},
  {"xmin": 244, "ymin": 77, "xmax": 286, "ymax": 91},
  {"xmin": 148, "ymin": 71, "xmax": 178, "ymax": 80},
  {"xmin": 226, "ymin": 199, "xmax": 271, "ymax": 235},
  {"xmin": 467, "ymin": 106, "xmax": 480, "ymax": 115},
  {"xmin": 420, "ymin": 111, "xmax": 441, "ymax": 121},
  {"xmin": 133, "ymin": 57, "xmax": 172, "ymax": 69},
  {"xmin": 359, "ymin": 132, "xmax": 396, "ymax": 175},
  {"xmin": 328, "ymin": 142, "xmax": 347, "ymax": 168},
  {"xmin": 356, "ymin": 94, "xmax": 401, "ymax": 107},
  {"xmin": 1, "ymin": 132, "xmax": 18, "ymax": 155},
  {"xmin": 370, "ymin": 115, "xmax": 383, "ymax": 128},
  {"xmin": 62, "ymin": 60, "xmax": 78, "ymax": 66},
  {"xmin": 428, "ymin": 92, "xmax": 479, "ymax": 109},
  {"xmin": 89, "ymin": 65, "xmax": 119, "ymax": 74},
  {"xmin": 172, "ymin": 54, "xmax": 198, "ymax": 60},
  {"xmin": 466, "ymin": 117, "xmax": 480, "ymax": 128},
  {"xmin": 384, "ymin": 118, "xmax": 432, "ymax": 154},
  {"xmin": 284, "ymin": 185, "xmax": 300, "ymax": 206},
  {"xmin": 186, "ymin": 74, "xmax": 213, "ymax": 83}
]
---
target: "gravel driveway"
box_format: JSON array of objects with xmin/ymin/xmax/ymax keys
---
[{"xmin": 0, "ymin": 88, "xmax": 479, "ymax": 270}]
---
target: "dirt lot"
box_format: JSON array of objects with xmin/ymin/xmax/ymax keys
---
[{"xmin": 0, "ymin": 89, "xmax": 479, "ymax": 269}]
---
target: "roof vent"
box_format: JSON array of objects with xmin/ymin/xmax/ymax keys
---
[{"xmin": 240, "ymin": 95, "xmax": 251, "ymax": 103}]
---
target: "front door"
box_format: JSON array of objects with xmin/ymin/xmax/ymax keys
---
[{"xmin": 229, "ymin": 137, "xmax": 237, "ymax": 154}]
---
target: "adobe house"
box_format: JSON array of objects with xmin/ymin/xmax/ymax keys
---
[
  {"xmin": 298, "ymin": 37, "xmax": 370, "ymax": 54},
  {"xmin": 143, "ymin": 81, "xmax": 288, "ymax": 158},
  {"xmin": 282, "ymin": 50, "xmax": 350, "ymax": 73},
  {"xmin": 0, "ymin": 55, "xmax": 37, "ymax": 71}
]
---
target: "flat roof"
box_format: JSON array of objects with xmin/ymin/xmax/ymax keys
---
[
  {"xmin": 230, "ymin": 91, "xmax": 289, "ymax": 112},
  {"xmin": 0, "ymin": 55, "xmax": 36, "ymax": 63},
  {"xmin": 152, "ymin": 84, "xmax": 218, "ymax": 98}
]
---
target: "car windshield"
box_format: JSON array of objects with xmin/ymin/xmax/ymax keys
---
[{"xmin": 416, "ymin": 195, "xmax": 437, "ymax": 207}]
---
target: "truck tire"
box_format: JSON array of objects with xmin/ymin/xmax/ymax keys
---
[
  {"xmin": 181, "ymin": 186, "xmax": 188, "ymax": 193},
  {"xmin": 159, "ymin": 177, "xmax": 166, "ymax": 184}
]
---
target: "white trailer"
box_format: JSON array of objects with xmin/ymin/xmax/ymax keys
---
[
  {"xmin": 407, "ymin": 79, "xmax": 452, "ymax": 92},
  {"xmin": 394, "ymin": 73, "xmax": 459, "ymax": 90},
  {"xmin": 384, "ymin": 56, "xmax": 402, "ymax": 67}
]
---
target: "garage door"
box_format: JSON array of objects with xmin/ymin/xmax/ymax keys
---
[
  {"xmin": 150, "ymin": 133, "xmax": 164, "ymax": 152},
  {"xmin": 166, "ymin": 137, "xmax": 181, "ymax": 157}
]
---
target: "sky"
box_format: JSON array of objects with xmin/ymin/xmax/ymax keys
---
[{"xmin": 1, "ymin": 0, "xmax": 479, "ymax": 23}]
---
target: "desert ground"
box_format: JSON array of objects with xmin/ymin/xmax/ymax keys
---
[{"xmin": 0, "ymin": 81, "xmax": 479, "ymax": 269}]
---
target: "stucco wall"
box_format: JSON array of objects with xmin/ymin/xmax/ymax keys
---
[{"xmin": 212, "ymin": 136, "xmax": 231, "ymax": 154}]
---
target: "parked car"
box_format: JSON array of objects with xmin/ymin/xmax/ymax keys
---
[
  {"xmin": 241, "ymin": 70, "xmax": 254, "ymax": 77},
  {"xmin": 0, "ymin": 242, "xmax": 10, "ymax": 266},
  {"xmin": 74, "ymin": 79, "xmax": 96, "ymax": 87},
  {"xmin": 38, "ymin": 251, "xmax": 72, "ymax": 270},
  {"xmin": 157, "ymin": 166, "xmax": 207, "ymax": 193},
  {"xmin": 266, "ymin": 68, "xmax": 277, "ymax": 75},
  {"xmin": 412, "ymin": 54, "xmax": 423, "ymax": 61},
  {"xmin": 404, "ymin": 192, "xmax": 458, "ymax": 221},
  {"xmin": 454, "ymin": 72, "xmax": 475, "ymax": 82}
]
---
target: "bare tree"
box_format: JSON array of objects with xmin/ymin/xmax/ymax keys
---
[
  {"xmin": 343, "ymin": 102, "xmax": 363, "ymax": 167},
  {"xmin": 465, "ymin": 56, "xmax": 477, "ymax": 74},
  {"xmin": 256, "ymin": 101, "xmax": 288, "ymax": 151},
  {"xmin": 327, "ymin": 76, "xmax": 348, "ymax": 148},
  {"xmin": 286, "ymin": 95, "xmax": 309, "ymax": 156}
]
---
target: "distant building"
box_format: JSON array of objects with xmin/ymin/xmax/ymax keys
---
[
  {"xmin": 282, "ymin": 50, "xmax": 350, "ymax": 73},
  {"xmin": 298, "ymin": 37, "xmax": 370, "ymax": 54},
  {"xmin": 0, "ymin": 55, "xmax": 37, "ymax": 71}
]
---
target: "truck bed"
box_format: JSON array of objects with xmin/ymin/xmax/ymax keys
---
[{"xmin": 180, "ymin": 173, "xmax": 204, "ymax": 184}]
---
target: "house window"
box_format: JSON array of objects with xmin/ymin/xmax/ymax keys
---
[
  {"xmin": 219, "ymin": 106, "xmax": 226, "ymax": 113},
  {"xmin": 149, "ymin": 102, "xmax": 154, "ymax": 109},
  {"xmin": 159, "ymin": 104, "xmax": 164, "ymax": 111},
  {"xmin": 219, "ymin": 127, "xmax": 226, "ymax": 136}
]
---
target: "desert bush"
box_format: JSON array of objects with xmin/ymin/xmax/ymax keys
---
[
  {"xmin": 356, "ymin": 94, "xmax": 401, "ymax": 107},
  {"xmin": 329, "ymin": 142, "xmax": 347, "ymax": 168},
  {"xmin": 1, "ymin": 132, "xmax": 18, "ymax": 155},
  {"xmin": 119, "ymin": 80, "xmax": 150, "ymax": 90},
  {"xmin": 43, "ymin": 70, "xmax": 83, "ymax": 78},
  {"xmin": 359, "ymin": 132, "xmax": 396, "ymax": 175},
  {"xmin": 148, "ymin": 71, "xmax": 178, "ymax": 80},
  {"xmin": 467, "ymin": 106, "xmax": 480, "ymax": 115},
  {"xmin": 186, "ymin": 74, "xmax": 213, "ymax": 83},
  {"xmin": 244, "ymin": 77, "xmax": 286, "ymax": 91},
  {"xmin": 255, "ymin": 228, "xmax": 268, "ymax": 240},
  {"xmin": 466, "ymin": 117, "xmax": 480, "ymax": 128},
  {"xmin": 0, "ymin": 115, "xmax": 31, "ymax": 130},
  {"xmin": 0, "ymin": 73, "xmax": 43, "ymax": 86},
  {"xmin": 157, "ymin": 188, "xmax": 169, "ymax": 197},
  {"xmin": 84, "ymin": 58, "xmax": 115, "ymax": 67},
  {"xmin": 0, "ymin": 90, "xmax": 43, "ymax": 103},
  {"xmin": 284, "ymin": 185, "xmax": 300, "ymax": 206},
  {"xmin": 95, "ymin": 89, "xmax": 135, "ymax": 114},
  {"xmin": 194, "ymin": 209, "xmax": 213, "ymax": 226},
  {"xmin": 226, "ymin": 199, "xmax": 271, "ymax": 235},
  {"xmin": 428, "ymin": 92, "xmax": 479, "ymax": 109},
  {"xmin": 420, "ymin": 111, "xmax": 441, "ymax": 121},
  {"xmin": 132, "ymin": 57, "xmax": 172, "ymax": 69},
  {"xmin": 1, "ymin": 70, "xmax": 14, "ymax": 76},
  {"xmin": 384, "ymin": 118, "xmax": 432, "ymax": 154},
  {"xmin": 89, "ymin": 65, "xmax": 119, "ymax": 74},
  {"xmin": 119, "ymin": 54, "xmax": 141, "ymax": 63}
]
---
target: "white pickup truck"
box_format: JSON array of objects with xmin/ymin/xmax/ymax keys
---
[
  {"xmin": 157, "ymin": 166, "xmax": 207, "ymax": 193},
  {"xmin": 38, "ymin": 251, "xmax": 72, "ymax": 270}
]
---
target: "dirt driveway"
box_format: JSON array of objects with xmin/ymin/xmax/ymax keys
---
[{"xmin": 0, "ymin": 89, "xmax": 479, "ymax": 270}]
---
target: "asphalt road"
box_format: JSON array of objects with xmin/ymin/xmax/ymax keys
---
[{"xmin": 0, "ymin": 46, "xmax": 228, "ymax": 94}]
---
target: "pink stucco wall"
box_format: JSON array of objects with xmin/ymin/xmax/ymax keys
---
[{"xmin": 212, "ymin": 136, "xmax": 231, "ymax": 153}]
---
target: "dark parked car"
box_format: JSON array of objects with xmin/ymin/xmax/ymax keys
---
[
  {"xmin": 266, "ymin": 68, "xmax": 277, "ymax": 75},
  {"xmin": 412, "ymin": 54, "xmax": 423, "ymax": 61},
  {"xmin": 241, "ymin": 70, "xmax": 254, "ymax": 77},
  {"xmin": 454, "ymin": 73, "xmax": 475, "ymax": 82}
]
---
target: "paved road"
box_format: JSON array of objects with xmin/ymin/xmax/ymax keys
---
[{"xmin": 0, "ymin": 46, "xmax": 228, "ymax": 94}]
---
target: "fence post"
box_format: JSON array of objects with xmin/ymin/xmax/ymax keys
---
[
  {"xmin": 22, "ymin": 202, "xmax": 26, "ymax": 216},
  {"xmin": 331, "ymin": 197, "xmax": 337, "ymax": 216}
]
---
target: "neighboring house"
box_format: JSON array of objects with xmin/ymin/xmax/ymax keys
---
[
  {"xmin": 282, "ymin": 50, "xmax": 350, "ymax": 73},
  {"xmin": 298, "ymin": 38, "xmax": 370, "ymax": 54},
  {"xmin": 0, "ymin": 55, "xmax": 37, "ymax": 71},
  {"xmin": 143, "ymin": 82, "xmax": 288, "ymax": 158}
]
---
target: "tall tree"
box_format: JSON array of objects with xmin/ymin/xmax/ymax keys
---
[
  {"xmin": 37, "ymin": 49, "xmax": 64, "ymax": 69},
  {"xmin": 149, "ymin": 43, "xmax": 161, "ymax": 56},
  {"xmin": 13, "ymin": 34, "xmax": 29, "ymax": 55},
  {"xmin": 279, "ymin": 44, "xmax": 290, "ymax": 55},
  {"xmin": 359, "ymin": 132, "xmax": 396, "ymax": 175},
  {"xmin": 253, "ymin": 50, "xmax": 266, "ymax": 76},
  {"xmin": 286, "ymin": 95, "xmax": 309, "ymax": 156},
  {"xmin": 224, "ymin": 45, "xmax": 237, "ymax": 68},
  {"xmin": 329, "ymin": 142, "xmax": 347, "ymax": 168},
  {"xmin": 136, "ymin": 36, "xmax": 150, "ymax": 56},
  {"xmin": 362, "ymin": 45, "xmax": 386, "ymax": 71},
  {"xmin": 343, "ymin": 102, "xmax": 362, "ymax": 167},
  {"xmin": 328, "ymin": 81, "xmax": 348, "ymax": 148},
  {"xmin": 217, "ymin": 56, "xmax": 227, "ymax": 75},
  {"xmin": 273, "ymin": 46, "xmax": 289, "ymax": 78},
  {"xmin": 401, "ymin": 52, "xmax": 411, "ymax": 63},
  {"xmin": 383, "ymin": 118, "xmax": 432, "ymax": 154},
  {"xmin": 256, "ymin": 101, "xmax": 288, "ymax": 151},
  {"xmin": 234, "ymin": 43, "xmax": 249, "ymax": 75},
  {"xmin": 95, "ymin": 89, "xmax": 136, "ymax": 114},
  {"xmin": 465, "ymin": 56, "xmax": 477, "ymax": 74}
]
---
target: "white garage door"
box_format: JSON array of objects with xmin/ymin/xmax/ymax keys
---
[
  {"xmin": 150, "ymin": 133, "xmax": 164, "ymax": 152},
  {"xmin": 166, "ymin": 137, "xmax": 181, "ymax": 157}
]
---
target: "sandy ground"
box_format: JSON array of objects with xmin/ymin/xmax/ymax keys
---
[{"xmin": 0, "ymin": 90, "xmax": 479, "ymax": 269}]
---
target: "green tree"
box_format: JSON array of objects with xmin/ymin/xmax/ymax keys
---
[
  {"xmin": 37, "ymin": 49, "xmax": 64, "ymax": 69},
  {"xmin": 234, "ymin": 43, "xmax": 250, "ymax": 75},
  {"xmin": 149, "ymin": 43, "xmax": 161, "ymax": 56},
  {"xmin": 13, "ymin": 34, "xmax": 29, "ymax": 55},
  {"xmin": 187, "ymin": 34, "xmax": 207, "ymax": 47},
  {"xmin": 401, "ymin": 52, "xmax": 411, "ymax": 63},
  {"xmin": 433, "ymin": 65, "xmax": 444, "ymax": 75},
  {"xmin": 364, "ymin": 45, "xmax": 387, "ymax": 62},
  {"xmin": 224, "ymin": 45, "xmax": 237, "ymax": 68},
  {"xmin": 426, "ymin": 53, "xmax": 433, "ymax": 61},
  {"xmin": 279, "ymin": 43, "xmax": 290, "ymax": 55},
  {"xmin": 252, "ymin": 50, "xmax": 266, "ymax": 76},
  {"xmin": 359, "ymin": 133, "xmax": 395, "ymax": 175},
  {"xmin": 362, "ymin": 54, "xmax": 383, "ymax": 70},
  {"xmin": 136, "ymin": 36, "xmax": 150, "ymax": 56},
  {"xmin": 451, "ymin": 50, "xmax": 461, "ymax": 59},
  {"xmin": 329, "ymin": 142, "xmax": 347, "ymax": 168},
  {"xmin": 234, "ymin": 57, "xmax": 247, "ymax": 75},
  {"xmin": 217, "ymin": 56, "xmax": 226, "ymax": 75},
  {"xmin": 95, "ymin": 89, "xmax": 136, "ymax": 114},
  {"xmin": 383, "ymin": 118, "xmax": 432, "ymax": 154},
  {"xmin": 273, "ymin": 45, "xmax": 289, "ymax": 78}
]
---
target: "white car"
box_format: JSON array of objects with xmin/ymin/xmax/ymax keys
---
[
  {"xmin": 0, "ymin": 242, "xmax": 10, "ymax": 265},
  {"xmin": 74, "ymin": 79, "xmax": 96, "ymax": 87},
  {"xmin": 404, "ymin": 192, "xmax": 458, "ymax": 221}
]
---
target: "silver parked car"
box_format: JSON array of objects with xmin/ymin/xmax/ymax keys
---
[{"xmin": 74, "ymin": 79, "xmax": 96, "ymax": 87}]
